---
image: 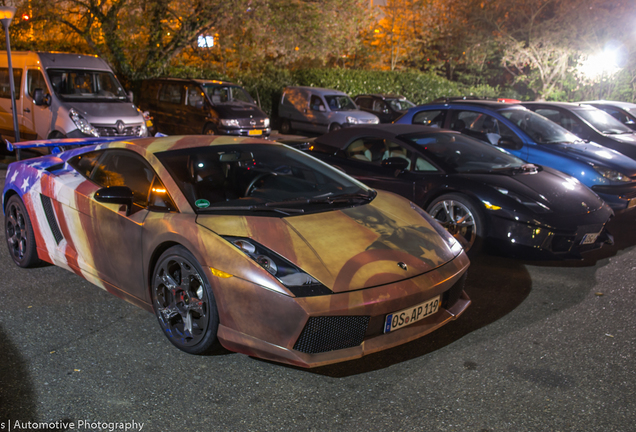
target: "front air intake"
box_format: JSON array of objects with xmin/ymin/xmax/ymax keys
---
[{"xmin": 293, "ymin": 316, "xmax": 370, "ymax": 354}]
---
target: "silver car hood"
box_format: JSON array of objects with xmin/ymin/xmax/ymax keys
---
[{"xmin": 68, "ymin": 102, "xmax": 144, "ymax": 124}]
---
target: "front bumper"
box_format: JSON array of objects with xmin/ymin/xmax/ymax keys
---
[
  {"xmin": 487, "ymin": 207, "xmax": 614, "ymax": 259},
  {"xmin": 592, "ymin": 183, "xmax": 636, "ymax": 211},
  {"xmin": 208, "ymin": 251, "xmax": 470, "ymax": 368},
  {"xmin": 218, "ymin": 127, "xmax": 271, "ymax": 137}
]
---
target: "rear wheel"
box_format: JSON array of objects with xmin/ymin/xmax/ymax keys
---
[
  {"xmin": 279, "ymin": 119, "xmax": 291, "ymax": 134},
  {"xmin": 151, "ymin": 246, "xmax": 220, "ymax": 354},
  {"xmin": 5, "ymin": 195, "xmax": 40, "ymax": 267},
  {"xmin": 426, "ymin": 193, "xmax": 484, "ymax": 254}
]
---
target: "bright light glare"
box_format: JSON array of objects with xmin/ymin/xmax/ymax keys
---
[
  {"xmin": 198, "ymin": 35, "xmax": 214, "ymax": 48},
  {"xmin": 578, "ymin": 46, "xmax": 622, "ymax": 81}
]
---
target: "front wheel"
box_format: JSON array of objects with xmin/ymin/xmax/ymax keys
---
[
  {"xmin": 329, "ymin": 123, "xmax": 341, "ymax": 132},
  {"xmin": 5, "ymin": 195, "xmax": 40, "ymax": 267},
  {"xmin": 279, "ymin": 119, "xmax": 291, "ymax": 134},
  {"xmin": 151, "ymin": 246, "xmax": 220, "ymax": 354},
  {"xmin": 426, "ymin": 193, "xmax": 484, "ymax": 254},
  {"xmin": 203, "ymin": 124, "xmax": 218, "ymax": 135}
]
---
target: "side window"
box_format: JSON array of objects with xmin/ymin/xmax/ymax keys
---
[
  {"xmin": 450, "ymin": 110, "xmax": 501, "ymax": 144},
  {"xmin": 186, "ymin": 85, "xmax": 205, "ymax": 108},
  {"xmin": 381, "ymin": 140, "xmax": 412, "ymax": 170},
  {"xmin": 310, "ymin": 95, "xmax": 325, "ymax": 112},
  {"xmin": 68, "ymin": 150, "xmax": 105, "ymax": 178},
  {"xmin": 414, "ymin": 157, "xmax": 438, "ymax": 172},
  {"xmin": 158, "ymin": 83, "xmax": 183, "ymax": 104},
  {"xmin": 91, "ymin": 150, "xmax": 156, "ymax": 208},
  {"xmin": 413, "ymin": 110, "xmax": 445, "ymax": 127},
  {"xmin": 0, "ymin": 67, "xmax": 22, "ymax": 99},
  {"xmin": 535, "ymin": 108, "xmax": 582, "ymax": 135},
  {"xmin": 345, "ymin": 139, "xmax": 375, "ymax": 162},
  {"xmin": 497, "ymin": 121, "xmax": 524, "ymax": 147},
  {"xmin": 372, "ymin": 100, "xmax": 387, "ymax": 113},
  {"xmin": 26, "ymin": 70, "xmax": 48, "ymax": 99},
  {"xmin": 356, "ymin": 97, "xmax": 372, "ymax": 109},
  {"xmin": 148, "ymin": 176, "xmax": 177, "ymax": 212}
]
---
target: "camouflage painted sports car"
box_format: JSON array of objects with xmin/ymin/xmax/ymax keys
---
[{"xmin": 3, "ymin": 135, "xmax": 470, "ymax": 367}]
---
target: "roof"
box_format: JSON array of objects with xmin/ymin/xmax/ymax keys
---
[
  {"xmin": 355, "ymin": 94, "xmax": 409, "ymax": 100},
  {"xmin": 426, "ymin": 99, "xmax": 525, "ymax": 110},
  {"xmin": 521, "ymin": 101, "xmax": 599, "ymax": 111},
  {"xmin": 581, "ymin": 100, "xmax": 636, "ymax": 109}
]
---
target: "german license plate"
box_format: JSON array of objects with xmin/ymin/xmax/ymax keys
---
[
  {"xmin": 384, "ymin": 296, "xmax": 440, "ymax": 333},
  {"xmin": 581, "ymin": 232, "xmax": 600, "ymax": 245},
  {"xmin": 248, "ymin": 129, "xmax": 263, "ymax": 136}
]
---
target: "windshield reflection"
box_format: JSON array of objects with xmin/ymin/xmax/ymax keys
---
[
  {"xmin": 47, "ymin": 69, "xmax": 128, "ymax": 101},
  {"xmin": 500, "ymin": 109, "xmax": 580, "ymax": 144}
]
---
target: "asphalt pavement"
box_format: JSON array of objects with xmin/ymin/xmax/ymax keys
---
[{"xmin": 0, "ymin": 169, "xmax": 634, "ymax": 432}]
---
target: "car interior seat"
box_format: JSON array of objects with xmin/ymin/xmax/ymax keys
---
[{"xmin": 346, "ymin": 140, "xmax": 372, "ymax": 162}]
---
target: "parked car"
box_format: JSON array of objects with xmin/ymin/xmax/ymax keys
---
[
  {"xmin": 278, "ymin": 86, "xmax": 379, "ymax": 134},
  {"xmin": 354, "ymin": 94, "xmax": 415, "ymax": 123},
  {"xmin": 290, "ymin": 124, "xmax": 614, "ymax": 259},
  {"xmin": 0, "ymin": 51, "xmax": 148, "ymax": 143},
  {"xmin": 522, "ymin": 102, "xmax": 636, "ymax": 161},
  {"xmin": 581, "ymin": 100, "xmax": 636, "ymax": 131},
  {"xmin": 137, "ymin": 78, "xmax": 270, "ymax": 137},
  {"xmin": 394, "ymin": 100, "xmax": 636, "ymax": 211},
  {"xmin": 3, "ymin": 135, "xmax": 470, "ymax": 368}
]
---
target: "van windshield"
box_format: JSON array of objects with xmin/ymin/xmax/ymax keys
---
[
  {"xmin": 202, "ymin": 84, "xmax": 254, "ymax": 104},
  {"xmin": 47, "ymin": 69, "xmax": 128, "ymax": 101}
]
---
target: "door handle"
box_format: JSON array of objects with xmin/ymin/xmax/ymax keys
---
[{"xmin": 23, "ymin": 108, "xmax": 30, "ymax": 113}]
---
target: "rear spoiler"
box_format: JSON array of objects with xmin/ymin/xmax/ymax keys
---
[{"xmin": 6, "ymin": 136, "xmax": 138, "ymax": 153}]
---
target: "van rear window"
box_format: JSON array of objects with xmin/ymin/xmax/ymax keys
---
[{"xmin": 0, "ymin": 68, "xmax": 22, "ymax": 100}]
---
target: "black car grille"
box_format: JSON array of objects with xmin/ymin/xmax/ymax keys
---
[
  {"xmin": 551, "ymin": 235, "xmax": 576, "ymax": 252},
  {"xmin": 237, "ymin": 118, "xmax": 267, "ymax": 128},
  {"xmin": 40, "ymin": 194, "xmax": 64, "ymax": 245},
  {"xmin": 442, "ymin": 272, "xmax": 467, "ymax": 309},
  {"xmin": 94, "ymin": 125, "xmax": 142, "ymax": 137},
  {"xmin": 293, "ymin": 316, "xmax": 370, "ymax": 354}
]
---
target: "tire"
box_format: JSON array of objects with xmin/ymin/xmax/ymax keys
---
[
  {"xmin": 151, "ymin": 246, "xmax": 220, "ymax": 354},
  {"xmin": 329, "ymin": 123, "xmax": 342, "ymax": 132},
  {"xmin": 5, "ymin": 195, "xmax": 40, "ymax": 268},
  {"xmin": 279, "ymin": 119, "xmax": 291, "ymax": 134},
  {"xmin": 426, "ymin": 193, "xmax": 484, "ymax": 254},
  {"xmin": 203, "ymin": 124, "xmax": 218, "ymax": 135}
]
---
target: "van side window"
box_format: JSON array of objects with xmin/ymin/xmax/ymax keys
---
[
  {"xmin": 26, "ymin": 70, "xmax": 48, "ymax": 99},
  {"xmin": 158, "ymin": 83, "xmax": 182, "ymax": 104},
  {"xmin": 186, "ymin": 85, "xmax": 204, "ymax": 108},
  {"xmin": 0, "ymin": 68, "xmax": 22, "ymax": 100}
]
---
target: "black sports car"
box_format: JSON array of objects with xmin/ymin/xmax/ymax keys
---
[{"xmin": 290, "ymin": 124, "xmax": 614, "ymax": 259}]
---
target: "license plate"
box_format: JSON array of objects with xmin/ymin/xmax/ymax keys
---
[
  {"xmin": 248, "ymin": 129, "xmax": 263, "ymax": 136},
  {"xmin": 384, "ymin": 296, "xmax": 440, "ymax": 333},
  {"xmin": 581, "ymin": 232, "xmax": 600, "ymax": 245}
]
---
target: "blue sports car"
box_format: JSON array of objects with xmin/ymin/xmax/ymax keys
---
[{"xmin": 395, "ymin": 100, "xmax": 636, "ymax": 211}]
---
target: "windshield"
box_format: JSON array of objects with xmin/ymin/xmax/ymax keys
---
[
  {"xmin": 577, "ymin": 107, "xmax": 633, "ymax": 135},
  {"xmin": 387, "ymin": 98, "xmax": 415, "ymax": 111},
  {"xmin": 500, "ymin": 108, "xmax": 580, "ymax": 144},
  {"xmin": 156, "ymin": 144, "xmax": 373, "ymax": 215},
  {"xmin": 400, "ymin": 132, "xmax": 526, "ymax": 173},
  {"xmin": 47, "ymin": 69, "xmax": 128, "ymax": 101},
  {"xmin": 202, "ymin": 84, "xmax": 254, "ymax": 104},
  {"xmin": 324, "ymin": 95, "xmax": 357, "ymax": 111}
]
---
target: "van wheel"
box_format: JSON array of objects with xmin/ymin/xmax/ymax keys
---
[
  {"xmin": 279, "ymin": 120, "xmax": 291, "ymax": 134},
  {"xmin": 329, "ymin": 123, "xmax": 341, "ymax": 132},
  {"xmin": 203, "ymin": 124, "xmax": 218, "ymax": 135}
]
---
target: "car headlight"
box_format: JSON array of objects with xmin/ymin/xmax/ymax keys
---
[
  {"xmin": 591, "ymin": 164, "xmax": 631, "ymax": 182},
  {"xmin": 224, "ymin": 236, "xmax": 332, "ymax": 297},
  {"xmin": 370, "ymin": 117, "xmax": 380, "ymax": 124},
  {"xmin": 494, "ymin": 187, "xmax": 551, "ymax": 213},
  {"xmin": 263, "ymin": 118, "xmax": 270, "ymax": 128},
  {"xmin": 69, "ymin": 108, "xmax": 99, "ymax": 137},
  {"xmin": 138, "ymin": 122, "xmax": 148, "ymax": 137},
  {"xmin": 220, "ymin": 119, "xmax": 240, "ymax": 127},
  {"xmin": 346, "ymin": 116, "xmax": 359, "ymax": 124}
]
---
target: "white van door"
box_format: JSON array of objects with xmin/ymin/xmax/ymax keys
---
[{"xmin": 24, "ymin": 68, "xmax": 53, "ymax": 140}]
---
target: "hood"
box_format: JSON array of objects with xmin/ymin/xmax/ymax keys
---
[
  {"xmin": 334, "ymin": 109, "xmax": 379, "ymax": 121},
  {"xmin": 608, "ymin": 132, "xmax": 636, "ymax": 144},
  {"xmin": 196, "ymin": 192, "xmax": 458, "ymax": 293},
  {"xmin": 546, "ymin": 141, "xmax": 636, "ymax": 176},
  {"xmin": 210, "ymin": 101, "xmax": 268, "ymax": 119},
  {"xmin": 69, "ymin": 102, "xmax": 144, "ymax": 124}
]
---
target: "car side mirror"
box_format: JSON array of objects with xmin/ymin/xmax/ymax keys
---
[
  {"xmin": 95, "ymin": 186, "xmax": 134, "ymax": 216},
  {"xmin": 381, "ymin": 157, "xmax": 409, "ymax": 176},
  {"xmin": 498, "ymin": 137, "xmax": 524, "ymax": 151},
  {"xmin": 33, "ymin": 88, "xmax": 51, "ymax": 106}
]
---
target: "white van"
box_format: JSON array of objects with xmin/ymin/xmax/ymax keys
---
[{"xmin": 0, "ymin": 51, "xmax": 147, "ymax": 143}]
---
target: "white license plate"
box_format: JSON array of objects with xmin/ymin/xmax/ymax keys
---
[
  {"xmin": 581, "ymin": 232, "xmax": 600, "ymax": 245},
  {"xmin": 384, "ymin": 296, "xmax": 440, "ymax": 333},
  {"xmin": 248, "ymin": 129, "xmax": 263, "ymax": 136}
]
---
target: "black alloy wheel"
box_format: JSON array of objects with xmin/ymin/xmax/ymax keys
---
[
  {"xmin": 151, "ymin": 246, "xmax": 220, "ymax": 354},
  {"xmin": 5, "ymin": 195, "xmax": 40, "ymax": 267}
]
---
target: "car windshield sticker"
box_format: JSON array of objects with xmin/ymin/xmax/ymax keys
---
[{"xmin": 195, "ymin": 199, "xmax": 210, "ymax": 208}]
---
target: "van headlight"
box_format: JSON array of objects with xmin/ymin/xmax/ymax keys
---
[
  {"xmin": 138, "ymin": 122, "xmax": 148, "ymax": 137},
  {"xmin": 69, "ymin": 108, "xmax": 99, "ymax": 137},
  {"xmin": 263, "ymin": 118, "xmax": 270, "ymax": 127},
  {"xmin": 220, "ymin": 119, "xmax": 240, "ymax": 127},
  {"xmin": 224, "ymin": 236, "xmax": 332, "ymax": 297}
]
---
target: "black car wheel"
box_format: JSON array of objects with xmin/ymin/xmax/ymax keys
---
[
  {"xmin": 329, "ymin": 123, "xmax": 342, "ymax": 132},
  {"xmin": 203, "ymin": 124, "xmax": 219, "ymax": 135},
  {"xmin": 427, "ymin": 193, "xmax": 484, "ymax": 253},
  {"xmin": 5, "ymin": 195, "xmax": 40, "ymax": 268},
  {"xmin": 151, "ymin": 246, "xmax": 220, "ymax": 354},
  {"xmin": 279, "ymin": 119, "xmax": 292, "ymax": 134}
]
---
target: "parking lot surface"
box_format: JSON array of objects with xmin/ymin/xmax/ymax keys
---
[{"xmin": 0, "ymin": 169, "xmax": 634, "ymax": 432}]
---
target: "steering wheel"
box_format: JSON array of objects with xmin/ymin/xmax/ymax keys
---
[{"xmin": 245, "ymin": 172, "xmax": 277, "ymax": 196}]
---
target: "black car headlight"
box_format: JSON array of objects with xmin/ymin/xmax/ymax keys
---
[
  {"xmin": 223, "ymin": 236, "xmax": 332, "ymax": 297},
  {"xmin": 494, "ymin": 187, "xmax": 552, "ymax": 213}
]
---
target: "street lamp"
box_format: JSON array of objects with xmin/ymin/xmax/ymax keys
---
[{"xmin": 0, "ymin": 6, "xmax": 20, "ymax": 159}]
